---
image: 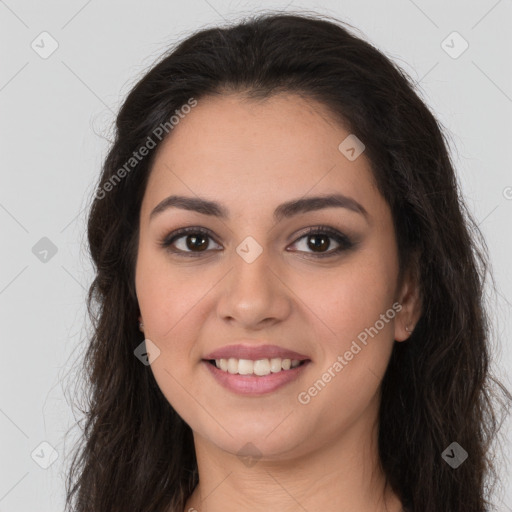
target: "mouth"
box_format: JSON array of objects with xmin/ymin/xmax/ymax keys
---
[
  {"xmin": 204, "ymin": 357, "xmax": 309, "ymax": 376},
  {"xmin": 202, "ymin": 356, "xmax": 311, "ymax": 395},
  {"xmin": 202, "ymin": 343, "xmax": 311, "ymax": 394}
]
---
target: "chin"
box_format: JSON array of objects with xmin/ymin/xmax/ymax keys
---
[{"xmin": 190, "ymin": 413, "xmax": 312, "ymax": 461}]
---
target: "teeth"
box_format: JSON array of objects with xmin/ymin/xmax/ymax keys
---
[
  {"xmin": 238, "ymin": 359, "xmax": 254, "ymax": 375},
  {"xmin": 214, "ymin": 357, "xmax": 303, "ymax": 376},
  {"xmin": 253, "ymin": 359, "xmax": 270, "ymax": 376},
  {"xmin": 270, "ymin": 358, "xmax": 282, "ymax": 373},
  {"xmin": 227, "ymin": 358, "xmax": 238, "ymax": 374}
]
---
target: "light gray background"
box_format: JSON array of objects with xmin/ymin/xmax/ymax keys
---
[{"xmin": 1, "ymin": 1, "xmax": 511, "ymax": 511}]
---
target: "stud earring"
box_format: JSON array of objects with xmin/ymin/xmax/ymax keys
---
[
  {"xmin": 138, "ymin": 321, "xmax": 144, "ymax": 332},
  {"xmin": 405, "ymin": 325, "xmax": 413, "ymax": 333}
]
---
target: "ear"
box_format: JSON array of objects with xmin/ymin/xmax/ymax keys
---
[{"xmin": 394, "ymin": 259, "xmax": 422, "ymax": 342}]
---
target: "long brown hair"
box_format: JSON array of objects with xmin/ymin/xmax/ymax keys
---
[{"xmin": 64, "ymin": 11, "xmax": 511, "ymax": 512}]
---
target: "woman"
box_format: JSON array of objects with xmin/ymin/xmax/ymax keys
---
[{"xmin": 65, "ymin": 11, "xmax": 511, "ymax": 512}]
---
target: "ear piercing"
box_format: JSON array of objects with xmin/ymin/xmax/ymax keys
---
[{"xmin": 405, "ymin": 325, "xmax": 413, "ymax": 333}]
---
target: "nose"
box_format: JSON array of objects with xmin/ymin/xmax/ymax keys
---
[{"xmin": 216, "ymin": 245, "xmax": 293, "ymax": 330}]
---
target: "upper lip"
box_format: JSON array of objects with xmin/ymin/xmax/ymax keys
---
[{"xmin": 204, "ymin": 343, "xmax": 310, "ymax": 361}]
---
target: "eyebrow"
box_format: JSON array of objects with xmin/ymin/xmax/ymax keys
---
[{"xmin": 149, "ymin": 193, "xmax": 368, "ymax": 222}]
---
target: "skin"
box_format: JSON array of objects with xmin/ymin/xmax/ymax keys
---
[{"xmin": 135, "ymin": 93, "xmax": 422, "ymax": 512}]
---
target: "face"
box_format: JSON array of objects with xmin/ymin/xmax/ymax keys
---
[{"xmin": 135, "ymin": 93, "xmax": 417, "ymax": 460}]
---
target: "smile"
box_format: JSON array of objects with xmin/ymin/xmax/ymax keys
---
[
  {"xmin": 209, "ymin": 357, "xmax": 304, "ymax": 376},
  {"xmin": 203, "ymin": 358, "xmax": 311, "ymax": 395}
]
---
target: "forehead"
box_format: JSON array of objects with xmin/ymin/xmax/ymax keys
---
[{"xmin": 142, "ymin": 93, "xmax": 381, "ymax": 219}]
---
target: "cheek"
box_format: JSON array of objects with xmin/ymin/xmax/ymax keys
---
[
  {"xmin": 291, "ymin": 255, "xmax": 399, "ymax": 417},
  {"xmin": 297, "ymin": 254, "xmax": 398, "ymax": 347},
  {"xmin": 135, "ymin": 251, "xmax": 208, "ymax": 419},
  {"xmin": 136, "ymin": 247, "xmax": 207, "ymax": 341},
  {"xmin": 294, "ymin": 267, "xmax": 397, "ymax": 426}
]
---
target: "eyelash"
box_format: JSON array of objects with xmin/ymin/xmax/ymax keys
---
[{"xmin": 159, "ymin": 225, "xmax": 355, "ymax": 259}]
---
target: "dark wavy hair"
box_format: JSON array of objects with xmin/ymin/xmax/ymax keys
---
[{"xmin": 64, "ymin": 11, "xmax": 511, "ymax": 512}]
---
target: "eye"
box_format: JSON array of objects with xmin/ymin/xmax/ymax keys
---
[
  {"xmin": 160, "ymin": 227, "xmax": 221, "ymax": 257},
  {"xmin": 287, "ymin": 225, "xmax": 354, "ymax": 258}
]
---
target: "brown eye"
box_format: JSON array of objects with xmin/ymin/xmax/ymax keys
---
[
  {"xmin": 183, "ymin": 233, "xmax": 209, "ymax": 251},
  {"xmin": 288, "ymin": 226, "xmax": 354, "ymax": 258},
  {"xmin": 160, "ymin": 227, "xmax": 222, "ymax": 256},
  {"xmin": 305, "ymin": 233, "xmax": 331, "ymax": 252}
]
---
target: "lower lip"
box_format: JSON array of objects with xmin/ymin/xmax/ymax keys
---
[{"xmin": 203, "ymin": 360, "xmax": 310, "ymax": 395}]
